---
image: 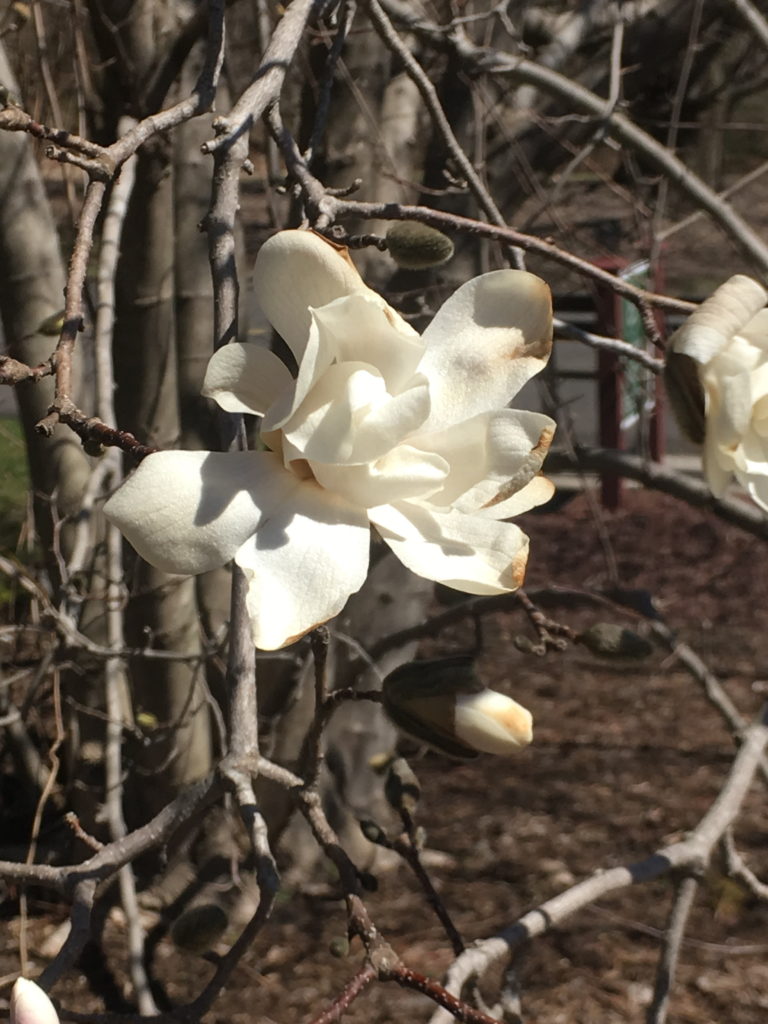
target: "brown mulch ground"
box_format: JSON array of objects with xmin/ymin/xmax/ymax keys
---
[{"xmin": 2, "ymin": 489, "xmax": 768, "ymax": 1022}]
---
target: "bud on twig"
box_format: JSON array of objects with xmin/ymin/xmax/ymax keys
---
[
  {"xmin": 329, "ymin": 936, "xmax": 350, "ymax": 958},
  {"xmin": 382, "ymin": 656, "xmax": 533, "ymax": 758},
  {"xmin": 359, "ymin": 818, "xmax": 390, "ymax": 846},
  {"xmin": 385, "ymin": 222, "xmax": 454, "ymax": 269},
  {"xmin": 384, "ymin": 757, "xmax": 421, "ymax": 815},
  {"xmin": 578, "ymin": 623, "xmax": 653, "ymax": 659}
]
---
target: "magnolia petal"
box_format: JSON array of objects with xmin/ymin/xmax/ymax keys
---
[
  {"xmin": 235, "ymin": 482, "xmax": 370, "ymax": 649},
  {"xmin": 261, "ymin": 313, "xmax": 335, "ymax": 434},
  {"xmin": 10, "ymin": 979, "xmax": 59, "ymax": 1024},
  {"xmin": 104, "ymin": 450, "xmax": 294, "ymax": 574},
  {"xmin": 264, "ymin": 294, "xmax": 421, "ymax": 434},
  {"xmin": 369, "ymin": 500, "xmax": 529, "ymax": 595},
  {"xmin": 739, "ymin": 431, "xmax": 768, "ymax": 475},
  {"xmin": 471, "ymin": 474, "xmax": 555, "ymax": 520},
  {"xmin": 704, "ymin": 364, "xmax": 754, "ymax": 446},
  {"xmin": 744, "ymin": 471, "xmax": 768, "ymax": 512},
  {"xmin": 417, "ymin": 269, "xmax": 552, "ymax": 433},
  {"xmin": 282, "ymin": 363, "xmax": 430, "ymax": 465},
  {"xmin": 702, "ymin": 427, "xmax": 734, "ymax": 498},
  {"xmin": 281, "ymin": 363, "xmax": 382, "ymax": 463},
  {"xmin": 454, "ymin": 690, "xmax": 533, "ymax": 754},
  {"xmin": 312, "ymin": 292, "xmax": 423, "ymax": 392},
  {"xmin": 254, "ymin": 230, "xmax": 368, "ymax": 365},
  {"xmin": 673, "ymin": 275, "xmax": 768, "ymax": 365},
  {"xmin": 202, "ymin": 343, "xmax": 293, "ymax": 416},
  {"xmin": 311, "ymin": 445, "xmax": 449, "ymax": 507},
  {"xmin": 414, "ymin": 408, "xmax": 556, "ymax": 510},
  {"xmin": 751, "ymin": 361, "xmax": 768, "ymax": 406},
  {"xmin": 738, "ymin": 307, "xmax": 768, "ymax": 353}
]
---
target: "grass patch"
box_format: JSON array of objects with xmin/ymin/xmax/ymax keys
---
[{"xmin": 0, "ymin": 417, "xmax": 30, "ymax": 555}]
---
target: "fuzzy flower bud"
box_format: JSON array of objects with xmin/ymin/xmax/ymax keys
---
[
  {"xmin": 382, "ymin": 656, "xmax": 532, "ymax": 758},
  {"xmin": 385, "ymin": 222, "xmax": 454, "ymax": 269},
  {"xmin": 9, "ymin": 979, "xmax": 59, "ymax": 1024}
]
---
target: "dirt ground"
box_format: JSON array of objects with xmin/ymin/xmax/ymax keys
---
[{"xmin": 3, "ymin": 488, "xmax": 768, "ymax": 1023}]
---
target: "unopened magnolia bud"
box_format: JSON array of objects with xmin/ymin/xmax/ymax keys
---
[
  {"xmin": 329, "ymin": 936, "xmax": 350, "ymax": 958},
  {"xmin": 578, "ymin": 623, "xmax": 653, "ymax": 659},
  {"xmin": 382, "ymin": 656, "xmax": 533, "ymax": 758},
  {"xmin": 664, "ymin": 351, "xmax": 705, "ymax": 444},
  {"xmin": 385, "ymin": 222, "xmax": 454, "ymax": 270},
  {"xmin": 384, "ymin": 757, "xmax": 421, "ymax": 815},
  {"xmin": 10, "ymin": 978, "xmax": 59, "ymax": 1024},
  {"xmin": 359, "ymin": 818, "xmax": 388, "ymax": 846},
  {"xmin": 170, "ymin": 903, "xmax": 228, "ymax": 954},
  {"xmin": 36, "ymin": 310, "xmax": 66, "ymax": 336}
]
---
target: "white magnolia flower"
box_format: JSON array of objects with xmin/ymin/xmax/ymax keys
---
[
  {"xmin": 10, "ymin": 978, "xmax": 59, "ymax": 1024},
  {"xmin": 670, "ymin": 274, "xmax": 768, "ymax": 510},
  {"xmin": 105, "ymin": 230, "xmax": 556, "ymax": 650}
]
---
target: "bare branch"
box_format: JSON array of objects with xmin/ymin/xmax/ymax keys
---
[
  {"xmin": 722, "ymin": 830, "xmax": 768, "ymax": 902},
  {"xmin": 430, "ymin": 704, "xmax": 768, "ymax": 1022},
  {"xmin": 728, "ymin": 0, "xmax": 768, "ymax": 55},
  {"xmin": 547, "ymin": 448, "xmax": 768, "ymax": 542},
  {"xmin": 380, "ymin": 0, "xmax": 768, "ymax": 274},
  {"xmin": 204, "ymin": 0, "xmax": 329, "ymax": 154}
]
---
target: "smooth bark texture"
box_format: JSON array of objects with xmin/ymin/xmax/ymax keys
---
[{"xmin": 0, "ymin": 45, "xmax": 90, "ymax": 554}]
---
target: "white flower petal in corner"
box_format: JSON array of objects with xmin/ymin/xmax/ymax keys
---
[
  {"xmin": 671, "ymin": 274, "xmax": 768, "ymax": 511},
  {"xmin": 10, "ymin": 978, "xmax": 59, "ymax": 1024},
  {"xmin": 235, "ymin": 482, "xmax": 370, "ymax": 650},
  {"xmin": 369, "ymin": 501, "xmax": 529, "ymax": 595},
  {"xmin": 104, "ymin": 451, "xmax": 297, "ymax": 575}
]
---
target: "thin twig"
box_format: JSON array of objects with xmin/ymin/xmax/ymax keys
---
[
  {"xmin": 380, "ymin": 0, "xmax": 768, "ymax": 273},
  {"xmin": 722, "ymin": 830, "xmax": 768, "ymax": 901},
  {"xmin": 308, "ymin": 964, "xmax": 377, "ymax": 1024},
  {"xmin": 365, "ymin": 0, "xmax": 524, "ymax": 269},
  {"xmin": 646, "ymin": 875, "xmax": 699, "ymax": 1024}
]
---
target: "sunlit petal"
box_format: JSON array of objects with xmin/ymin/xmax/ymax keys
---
[
  {"xmin": 311, "ymin": 445, "xmax": 448, "ymax": 507},
  {"xmin": 104, "ymin": 451, "xmax": 295, "ymax": 574},
  {"xmin": 369, "ymin": 500, "xmax": 529, "ymax": 595},
  {"xmin": 417, "ymin": 270, "xmax": 552, "ymax": 433},
  {"xmin": 254, "ymin": 230, "xmax": 368, "ymax": 364},
  {"xmin": 202, "ymin": 342, "xmax": 293, "ymax": 416},
  {"xmin": 413, "ymin": 408, "xmax": 555, "ymax": 510},
  {"xmin": 235, "ymin": 482, "xmax": 370, "ymax": 650},
  {"xmin": 312, "ymin": 292, "xmax": 423, "ymax": 392}
]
